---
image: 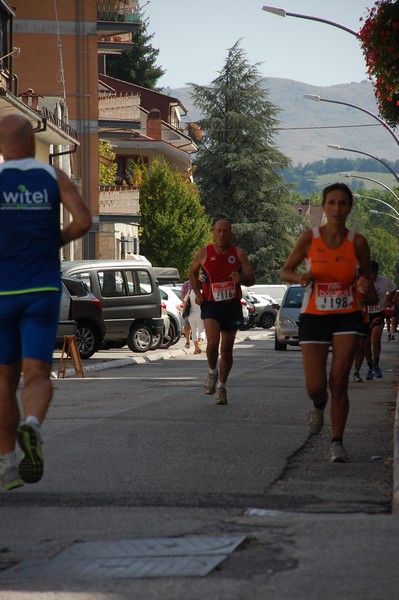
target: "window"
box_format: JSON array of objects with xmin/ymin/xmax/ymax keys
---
[
  {"xmin": 99, "ymin": 270, "xmax": 126, "ymax": 297},
  {"xmin": 137, "ymin": 270, "xmax": 152, "ymax": 295},
  {"xmin": 68, "ymin": 271, "xmax": 92, "ymax": 292}
]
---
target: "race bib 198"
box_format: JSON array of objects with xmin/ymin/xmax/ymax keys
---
[
  {"xmin": 212, "ymin": 281, "xmax": 236, "ymax": 301},
  {"xmin": 315, "ymin": 282, "xmax": 353, "ymax": 311}
]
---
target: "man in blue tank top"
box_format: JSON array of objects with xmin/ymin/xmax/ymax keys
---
[{"xmin": 0, "ymin": 114, "xmax": 91, "ymax": 491}]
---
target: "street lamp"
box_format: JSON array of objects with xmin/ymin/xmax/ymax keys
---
[
  {"xmin": 261, "ymin": 6, "xmax": 358, "ymax": 37},
  {"xmin": 369, "ymin": 209, "xmax": 399, "ymax": 223},
  {"xmin": 353, "ymin": 193, "xmax": 399, "ymax": 218},
  {"xmin": 304, "ymin": 95, "xmax": 399, "ymax": 148},
  {"xmin": 339, "ymin": 173, "xmax": 399, "ymax": 204},
  {"xmin": 327, "ymin": 144, "xmax": 399, "ymax": 184},
  {"xmin": 0, "ymin": 47, "xmax": 20, "ymax": 62}
]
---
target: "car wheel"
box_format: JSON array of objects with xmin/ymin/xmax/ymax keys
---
[
  {"xmin": 160, "ymin": 320, "xmax": 176, "ymax": 349},
  {"xmin": 171, "ymin": 324, "xmax": 182, "ymax": 345},
  {"xmin": 274, "ymin": 332, "xmax": 287, "ymax": 351},
  {"xmin": 150, "ymin": 331, "xmax": 163, "ymax": 350},
  {"xmin": 75, "ymin": 320, "xmax": 101, "ymax": 359},
  {"xmin": 127, "ymin": 323, "xmax": 153, "ymax": 353},
  {"xmin": 260, "ymin": 312, "xmax": 275, "ymax": 329}
]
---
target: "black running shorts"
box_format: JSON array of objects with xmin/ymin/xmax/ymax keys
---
[
  {"xmin": 299, "ymin": 311, "xmax": 363, "ymax": 345},
  {"xmin": 201, "ymin": 300, "xmax": 243, "ymax": 332}
]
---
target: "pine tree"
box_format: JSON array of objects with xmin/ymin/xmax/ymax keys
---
[
  {"xmin": 190, "ymin": 41, "xmax": 298, "ymax": 282},
  {"xmin": 106, "ymin": 17, "xmax": 165, "ymax": 89},
  {"xmin": 138, "ymin": 159, "xmax": 211, "ymax": 278}
]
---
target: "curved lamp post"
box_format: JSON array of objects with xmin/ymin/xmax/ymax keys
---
[
  {"xmin": 339, "ymin": 172, "xmax": 399, "ymax": 204},
  {"xmin": 261, "ymin": 6, "xmax": 358, "ymax": 37},
  {"xmin": 369, "ymin": 209, "xmax": 399, "ymax": 223},
  {"xmin": 304, "ymin": 95, "xmax": 399, "ymax": 148},
  {"xmin": 353, "ymin": 193, "xmax": 399, "ymax": 217},
  {"xmin": 327, "ymin": 144, "xmax": 399, "ymax": 185}
]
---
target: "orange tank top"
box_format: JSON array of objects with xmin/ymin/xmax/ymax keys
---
[{"xmin": 301, "ymin": 227, "xmax": 361, "ymax": 315}]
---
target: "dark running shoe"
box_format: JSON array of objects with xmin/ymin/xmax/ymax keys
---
[{"xmin": 17, "ymin": 424, "xmax": 43, "ymax": 483}]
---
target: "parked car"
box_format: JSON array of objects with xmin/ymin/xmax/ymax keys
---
[
  {"xmin": 151, "ymin": 304, "xmax": 171, "ymax": 350},
  {"xmin": 61, "ymin": 276, "xmax": 106, "ymax": 359},
  {"xmin": 240, "ymin": 294, "xmax": 257, "ymax": 329},
  {"xmin": 158, "ymin": 285, "xmax": 184, "ymax": 347},
  {"xmin": 55, "ymin": 282, "xmax": 77, "ymax": 345},
  {"xmin": 247, "ymin": 284, "xmax": 287, "ymax": 306},
  {"xmin": 61, "ymin": 259, "xmax": 164, "ymax": 353},
  {"xmin": 274, "ymin": 284, "xmax": 305, "ymax": 351},
  {"xmin": 247, "ymin": 292, "xmax": 277, "ymax": 329}
]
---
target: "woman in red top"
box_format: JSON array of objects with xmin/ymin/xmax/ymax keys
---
[{"xmin": 280, "ymin": 183, "xmax": 372, "ymax": 463}]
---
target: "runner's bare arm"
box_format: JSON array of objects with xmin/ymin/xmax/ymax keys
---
[
  {"xmin": 280, "ymin": 230, "xmax": 312, "ymax": 286},
  {"xmin": 235, "ymin": 248, "xmax": 256, "ymax": 287},
  {"xmin": 189, "ymin": 247, "xmax": 207, "ymax": 303},
  {"xmin": 56, "ymin": 167, "xmax": 92, "ymax": 246},
  {"xmin": 354, "ymin": 233, "xmax": 371, "ymax": 295}
]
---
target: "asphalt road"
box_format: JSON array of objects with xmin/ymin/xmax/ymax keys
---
[{"xmin": 1, "ymin": 329, "xmax": 398, "ymax": 599}]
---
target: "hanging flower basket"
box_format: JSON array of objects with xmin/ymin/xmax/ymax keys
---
[{"xmin": 359, "ymin": 0, "xmax": 399, "ymax": 127}]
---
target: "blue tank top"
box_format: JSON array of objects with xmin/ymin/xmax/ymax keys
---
[{"xmin": 0, "ymin": 158, "xmax": 62, "ymax": 294}]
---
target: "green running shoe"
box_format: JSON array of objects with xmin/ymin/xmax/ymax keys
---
[
  {"xmin": 0, "ymin": 462, "xmax": 24, "ymax": 491},
  {"xmin": 17, "ymin": 424, "xmax": 43, "ymax": 483}
]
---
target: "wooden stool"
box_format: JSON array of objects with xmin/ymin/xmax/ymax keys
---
[{"xmin": 57, "ymin": 335, "xmax": 84, "ymax": 378}]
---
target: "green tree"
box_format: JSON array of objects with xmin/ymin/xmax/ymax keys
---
[
  {"xmin": 138, "ymin": 159, "xmax": 212, "ymax": 278},
  {"xmin": 366, "ymin": 227, "xmax": 398, "ymax": 282},
  {"xmin": 106, "ymin": 17, "xmax": 165, "ymax": 89},
  {"xmin": 99, "ymin": 141, "xmax": 117, "ymax": 185},
  {"xmin": 348, "ymin": 189, "xmax": 399, "ymax": 282},
  {"xmin": 190, "ymin": 40, "xmax": 297, "ymax": 282}
]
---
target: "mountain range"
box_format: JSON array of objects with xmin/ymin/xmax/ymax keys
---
[{"xmin": 167, "ymin": 79, "xmax": 398, "ymax": 167}]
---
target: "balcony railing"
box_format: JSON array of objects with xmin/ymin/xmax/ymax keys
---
[
  {"xmin": 41, "ymin": 106, "xmax": 78, "ymax": 140},
  {"xmin": 99, "ymin": 93, "xmax": 140, "ymax": 121},
  {"xmin": 98, "ymin": 0, "xmax": 139, "ymax": 23},
  {"xmin": 99, "ymin": 186, "xmax": 140, "ymax": 216}
]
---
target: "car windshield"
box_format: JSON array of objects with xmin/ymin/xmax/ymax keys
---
[{"xmin": 284, "ymin": 286, "xmax": 305, "ymax": 309}]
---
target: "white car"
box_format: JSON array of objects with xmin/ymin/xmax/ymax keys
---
[
  {"xmin": 158, "ymin": 285, "xmax": 184, "ymax": 347},
  {"xmin": 247, "ymin": 292, "xmax": 277, "ymax": 329}
]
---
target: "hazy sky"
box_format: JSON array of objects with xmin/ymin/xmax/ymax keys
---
[{"xmin": 145, "ymin": 1, "xmax": 372, "ymax": 89}]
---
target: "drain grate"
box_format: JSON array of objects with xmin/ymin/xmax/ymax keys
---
[{"xmin": 0, "ymin": 534, "xmax": 246, "ymax": 580}]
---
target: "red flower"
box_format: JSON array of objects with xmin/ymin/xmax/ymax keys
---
[{"xmin": 359, "ymin": 0, "xmax": 399, "ymax": 126}]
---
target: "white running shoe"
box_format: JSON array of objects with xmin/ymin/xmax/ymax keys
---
[
  {"xmin": 329, "ymin": 441, "xmax": 349, "ymax": 463},
  {"xmin": 307, "ymin": 407, "xmax": 324, "ymax": 435},
  {"xmin": 215, "ymin": 387, "xmax": 228, "ymax": 405},
  {"xmin": 203, "ymin": 371, "xmax": 218, "ymax": 395}
]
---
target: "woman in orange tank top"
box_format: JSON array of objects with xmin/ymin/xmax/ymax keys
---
[{"xmin": 280, "ymin": 183, "xmax": 372, "ymax": 464}]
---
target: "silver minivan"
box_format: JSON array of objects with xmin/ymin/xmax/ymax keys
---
[
  {"xmin": 61, "ymin": 259, "xmax": 164, "ymax": 353},
  {"xmin": 274, "ymin": 284, "xmax": 305, "ymax": 351}
]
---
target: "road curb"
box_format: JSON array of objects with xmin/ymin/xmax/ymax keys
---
[{"xmin": 50, "ymin": 346, "xmax": 191, "ymax": 380}]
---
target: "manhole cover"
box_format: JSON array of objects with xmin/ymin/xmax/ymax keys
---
[{"xmin": 0, "ymin": 534, "xmax": 246, "ymax": 580}]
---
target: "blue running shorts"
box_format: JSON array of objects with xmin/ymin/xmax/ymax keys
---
[{"xmin": 0, "ymin": 291, "xmax": 61, "ymax": 365}]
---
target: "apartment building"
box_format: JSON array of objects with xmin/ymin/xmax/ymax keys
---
[{"xmin": 10, "ymin": 1, "xmax": 197, "ymax": 259}]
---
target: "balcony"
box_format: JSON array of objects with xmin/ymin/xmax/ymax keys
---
[
  {"xmin": 99, "ymin": 185, "xmax": 140, "ymax": 217},
  {"xmin": 99, "ymin": 93, "xmax": 140, "ymax": 122},
  {"xmin": 98, "ymin": 0, "xmax": 140, "ymax": 34}
]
